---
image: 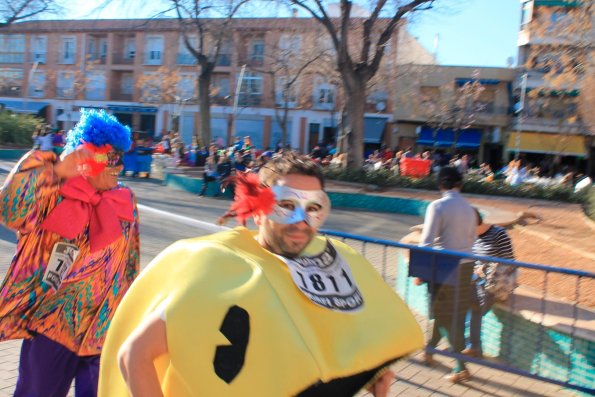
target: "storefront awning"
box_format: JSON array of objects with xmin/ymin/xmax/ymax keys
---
[
  {"xmin": 506, "ymin": 132, "xmax": 586, "ymax": 157},
  {"xmin": 456, "ymin": 129, "xmax": 482, "ymax": 148},
  {"xmin": 107, "ymin": 105, "xmax": 158, "ymax": 113},
  {"xmin": 455, "ymin": 78, "xmax": 501, "ymax": 86},
  {"xmin": 0, "ymin": 100, "xmax": 49, "ymax": 114},
  {"xmin": 363, "ymin": 117, "xmax": 387, "ymax": 144},
  {"xmin": 417, "ymin": 128, "xmax": 434, "ymax": 146},
  {"xmin": 435, "ymin": 129, "xmax": 455, "ymax": 147}
]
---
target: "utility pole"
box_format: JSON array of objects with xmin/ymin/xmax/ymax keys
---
[
  {"xmin": 231, "ymin": 64, "xmax": 246, "ymax": 139},
  {"xmin": 515, "ymin": 73, "xmax": 528, "ymax": 160}
]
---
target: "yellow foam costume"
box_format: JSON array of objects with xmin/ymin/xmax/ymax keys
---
[{"xmin": 99, "ymin": 228, "xmax": 423, "ymax": 396}]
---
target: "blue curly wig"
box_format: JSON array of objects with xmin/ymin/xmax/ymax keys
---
[{"xmin": 64, "ymin": 108, "xmax": 132, "ymax": 153}]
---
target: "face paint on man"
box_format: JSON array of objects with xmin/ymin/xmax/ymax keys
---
[{"xmin": 267, "ymin": 185, "xmax": 331, "ymax": 230}]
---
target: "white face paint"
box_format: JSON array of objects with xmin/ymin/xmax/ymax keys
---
[{"xmin": 267, "ymin": 185, "xmax": 331, "ymax": 229}]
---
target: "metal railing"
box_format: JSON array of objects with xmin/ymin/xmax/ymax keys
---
[
  {"xmin": 320, "ymin": 229, "xmax": 595, "ymax": 395},
  {"xmin": 112, "ymin": 53, "xmax": 135, "ymax": 65}
]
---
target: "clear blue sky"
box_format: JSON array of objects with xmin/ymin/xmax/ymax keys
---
[
  {"xmin": 65, "ymin": 0, "xmax": 521, "ymax": 68},
  {"xmin": 408, "ymin": 0, "xmax": 521, "ymax": 67}
]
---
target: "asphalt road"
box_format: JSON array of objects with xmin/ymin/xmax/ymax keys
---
[{"xmin": 0, "ymin": 163, "xmax": 422, "ymax": 269}]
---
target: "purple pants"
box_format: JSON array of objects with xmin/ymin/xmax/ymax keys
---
[{"xmin": 14, "ymin": 334, "xmax": 100, "ymax": 397}]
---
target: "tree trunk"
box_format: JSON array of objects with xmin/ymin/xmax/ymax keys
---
[
  {"xmin": 343, "ymin": 76, "xmax": 367, "ymax": 169},
  {"xmin": 198, "ymin": 71, "xmax": 212, "ymax": 146}
]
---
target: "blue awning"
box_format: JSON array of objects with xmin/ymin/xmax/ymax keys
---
[
  {"xmin": 456, "ymin": 129, "xmax": 482, "ymax": 148},
  {"xmin": 0, "ymin": 100, "xmax": 49, "ymax": 114},
  {"xmin": 107, "ymin": 105, "xmax": 158, "ymax": 113},
  {"xmin": 435, "ymin": 129, "xmax": 455, "ymax": 147},
  {"xmin": 417, "ymin": 127, "xmax": 434, "ymax": 146},
  {"xmin": 363, "ymin": 117, "xmax": 387, "ymax": 144},
  {"xmin": 455, "ymin": 78, "xmax": 501, "ymax": 86}
]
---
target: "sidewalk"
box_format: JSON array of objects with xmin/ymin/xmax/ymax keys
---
[{"xmin": 0, "ymin": 162, "xmax": 586, "ymax": 396}]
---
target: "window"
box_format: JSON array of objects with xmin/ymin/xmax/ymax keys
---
[
  {"xmin": 56, "ymin": 71, "xmax": 75, "ymax": 98},
  {"xmin": 121, "ymin": 73, "xmax": 134, "ymax": 95},
  {"xmin": 313, "ymin": 81, "xmax": 336, "ymax": 109},
  {"xmin": 177, "ymin": 73, "xmax": 196, "ymax": 99},
  {"xmin": 276, "ymin": 76, "xmax": 298, "ymax": 107},
  {"xmin": 216, "ymin": 39, "xmax": 232, "ymax": 66},
  {"xmin": 145, "ymin": 36, "xmax": 163, "ymax": 65},
  {"xmin": 125, "ymin": 38, "xmax": 136, "ymax": 59},
  {"xmin": 0, "ymin": 68, "xmax": 24, "ymax": 96},
  {"xmin": 0, "ymin": 34, "xmax": 25, "ymax": 63},
  {"xmin": 239, "ymin": 72, "xmax": 263, "ymax": 106},
  {"xmin": 31, "ymin": 36, "xmax": 47, "ymax": 63},
  {"xmin": 279, "ymin": 34, "xmax": 301, "ymax": 54},
  {"xmin": 60, "ymin": 36, "xmax": 76, "ymax": 64},
  {"xmin": 85, "ymin": 71, "xmax": 106, "ymax": 100},
  {"xmin": 520, "ymin": 1, "xmax": 533, "ymax": 26},
  {"xmin": 250, "ymin": 39, "xmax": 265, "ymax": 62},
  {"xmin": 212, "ymin": 76, "xmax": 230, "ymax": 103},
  {"xmin": 177, "ymin": 35, "xmax": 198, "ymax": 65},
  {"xmin": 28, "ymin": 71, "xmax": 45, "ymax": 98}
]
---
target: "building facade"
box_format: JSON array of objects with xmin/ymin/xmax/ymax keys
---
[
  {"xmin": 0, "ymin": 17, "xmax": 427, "ymax": 153},
  {"xmin": 393, "ymin": 65, "xmax": 516, "ymax": 168},
  {"xmin": 514, "ymin": 0, "xmax": 594, "ymax": 175}
]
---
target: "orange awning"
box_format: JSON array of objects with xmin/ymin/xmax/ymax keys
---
[{"xmin": 506, "ymin": 132, "xmax": 586, "ymax": 156}]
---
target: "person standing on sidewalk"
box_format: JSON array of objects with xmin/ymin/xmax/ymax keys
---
[
  {"xmin": 464, "ymin": 208, "xmax": 516, "ymax": 358},
  {"xmin": 99, "ymin": 153, "xmax": 423, "ymax": 397},
  {"xmin": 418, "ymin": 166, "xmax": 476, "ymax": 383},
  {"xmin": 0, "ymin": 109, "xmax": 140, "ymax": 397}
]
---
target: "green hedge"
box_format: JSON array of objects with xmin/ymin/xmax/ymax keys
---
[
  {"xmin": 0, "ymin": 110, "xmax": 42, "ymax": 147},
  {"xmin": 323, "ymin": 168, "xmax": 594, "ymax": 219}
]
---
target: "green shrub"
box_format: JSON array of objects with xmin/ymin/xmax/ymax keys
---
[
  {"xmin": 323, "ymin": 167, "xmax": 590, "ymax": 208},
  {"xmin": 0, "ymin": 110, "xmax": 42, "ymax": 147},
  {"xmin": 583, "ymin": 185, "xmax": 595, "ymax": 221}
]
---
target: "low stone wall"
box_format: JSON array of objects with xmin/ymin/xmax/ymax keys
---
[{"xmin": 0, "ymin": 149, "xmax": 29, "ymax": 160}]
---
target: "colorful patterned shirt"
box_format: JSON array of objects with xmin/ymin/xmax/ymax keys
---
[{"xmin": 0, "ymin": 150, "xmax": 140, "ymax": 356}]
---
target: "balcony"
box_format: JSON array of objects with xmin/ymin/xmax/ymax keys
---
[
  {"xmin": 86, "ymin": 52, "xmax": 107, "ymax": 64},
  {"xmin": 239, "ymin": 56, "xmax": 264, "ymax": 68},
  {"xmin": 58, "ymin": 53, "xmax": 77, "ymax": 65},
  {"xmin": 0, "ymin": 52, "xmax": 25, "ymax": 64},
  {"xmin": 113, "ymin": 53, "xmax": 135, "ymax": 65},
  {"xmin": 29, "ymin": 52, "xmax": 47, "ymax": 64},
  {"xmin": 177, "ymin": 53, "xmax": 197, "ymax": 65},
  {"xmin": 0, "ymin": 86, "xmax": 22, "ymax": 97},
  {"xmin": 56, "ymin": 87, "xmax": 75, "ymax": 99},
  {"xmin": 238, "ymin": 94, "xmax": 261, "ymax": 107},
  {"xmin": 112, "ymin": 92, "xmax": 133, "ymax": 101},
  {"xmin": 216, "ymin": 54, "xmax": 231, "ymax": 67}
]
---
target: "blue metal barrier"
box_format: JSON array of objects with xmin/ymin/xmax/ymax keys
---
[{"xmin": 320, "ymin": 229, "xmax": 595, "ymax": 394}]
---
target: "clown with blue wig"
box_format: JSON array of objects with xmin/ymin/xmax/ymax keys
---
[{"xmin": 0, "ymin": 109, "xmax": 140, "ymax": 397}]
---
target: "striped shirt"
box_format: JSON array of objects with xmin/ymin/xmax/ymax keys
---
[
  {"xmin": 473, "ymin": 225, "xmax": 516, "ymax": 302},
  {"xmin": 473, "ymin": 225, "xmax": 514, "ymax": 259}
]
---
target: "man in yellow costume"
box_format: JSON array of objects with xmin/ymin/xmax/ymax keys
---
[{"xmin": 99, "ymin": 153, "xmax": 423, "ymax": 397}]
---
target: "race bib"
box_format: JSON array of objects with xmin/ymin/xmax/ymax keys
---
[
  {"xmin": 277, "ymin": 240, "xmax": 364, "ymax": 312},
  {"xmin": 42, "ymin": 242, "xmax": 80, "ymax": 291}
]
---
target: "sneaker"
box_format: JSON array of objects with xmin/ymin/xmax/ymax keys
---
[
  {"xmin": 444, "ymin": 369, "xmax": 471, "ymax": 383},
  {"xmin": 461, "ymin": 348, "xmax": 482, "ymax": 358},
  {"xmin": 423, "ymin": 352, "xmax": 436, "ymax": 366}
]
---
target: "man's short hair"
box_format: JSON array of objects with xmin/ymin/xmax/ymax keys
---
[
  {"xmin": 259, "ymin": 152, "xmax": 325, "ymax": 189},
  {"xmin": 438, "ymin": 166, "xmax": 463, "ymax": 190}
]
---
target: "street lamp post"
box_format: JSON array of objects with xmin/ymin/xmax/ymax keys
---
[{"xmin": 515, "ymin": 73, "xmax": 528, "ymax": 160}]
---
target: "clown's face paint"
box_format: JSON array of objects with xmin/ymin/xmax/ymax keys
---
[{"xmin": 267, "ymin": 185, "xmax": 330, "ymax": 230}]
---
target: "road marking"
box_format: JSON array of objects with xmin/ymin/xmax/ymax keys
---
[
  {"xmin": 138, "ymin": 204, "xmax": 229, "ymax": 234},
  {"xmin": 0, "ymin": 162, "xmax": 227, "ymax": 234}
]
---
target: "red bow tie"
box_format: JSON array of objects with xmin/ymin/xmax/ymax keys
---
[{"xmin": 41, "ymin": 176, "xmax": 134, "ymax": 252}]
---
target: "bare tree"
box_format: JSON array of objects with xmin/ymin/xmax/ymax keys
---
[
  {"xmin": 137, "ymin": 66, "xmax": 183, "ymax": 130},
  {"xmin": 289, "ymin": 0, "xmax": 436, "ymax": 168},
  {"xmin": 171, "ymin": 0, "xmax": 250, "ymax": 146},
  {"xmin": 251, "ymin": 22, "xmax": 332, "ymax": 146},
  {"xmin": 0, "ymin": 0, "xmax": 62, "ymax": 26}
]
